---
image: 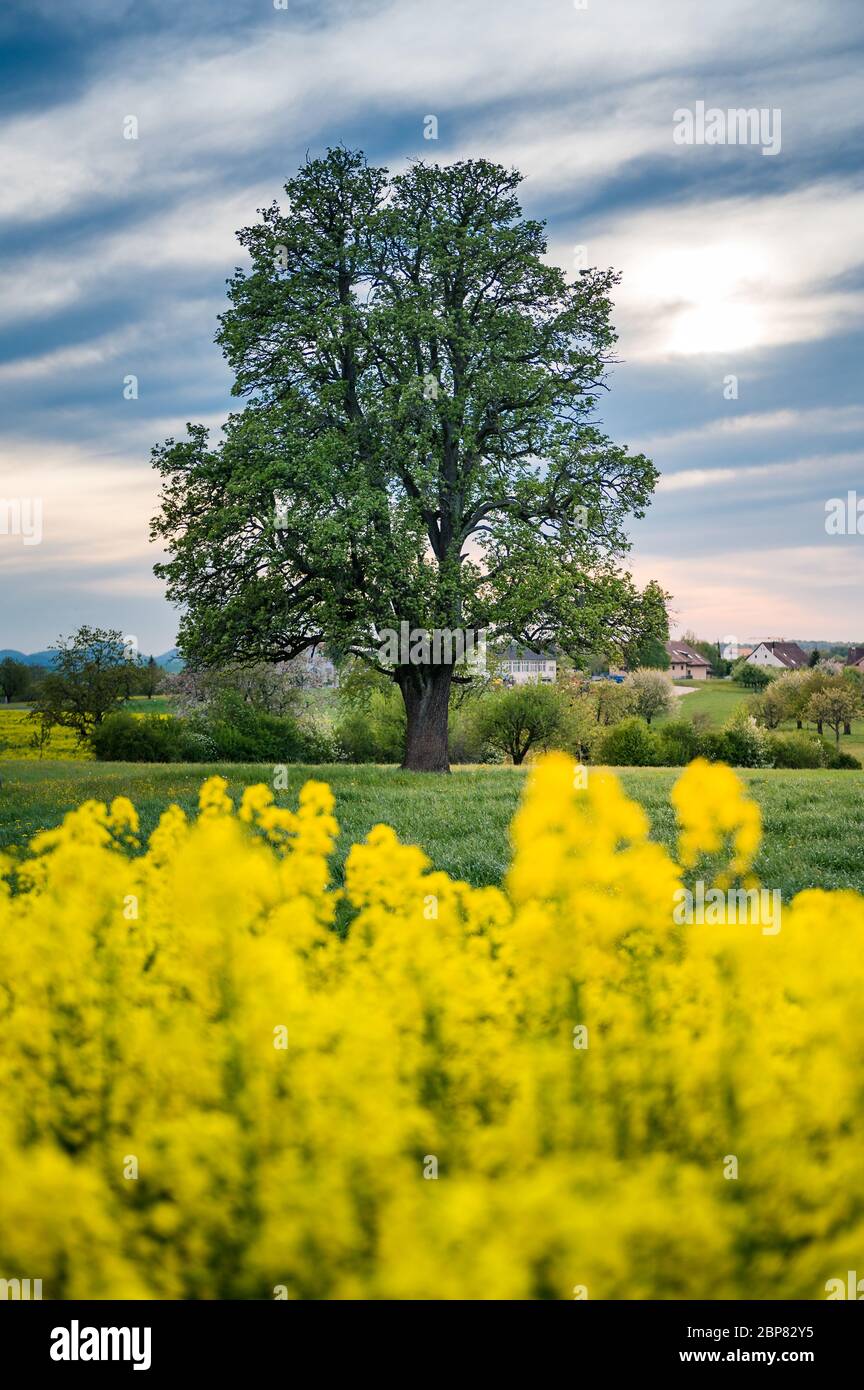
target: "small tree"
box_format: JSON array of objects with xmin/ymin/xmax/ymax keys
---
[
  {"xmin": 769, "ymin": 669, "xmax": 810, "ymax": 728},
  {"xmin": 750, "ymin": 682, "xmax": 789, "ymax": 730},
  {"xmin": 0, "ymin": 657, "xmax": 31, "ymax": 703},
  {"xmin": 624, "ymin": 668, "xmax": 674, "ymax": 724},
  {"xmin": 29, "ymin": 627, "xmax": 137, "ymax": 745},
  {"xmin": 28, "ymin": 717, "xmax": 52, "ymax": 759},
  {"xmin": 138, "ymin": 655, "xmax": 165, "ymax": 700},
  {"xmin": 734, "ymin": 661, "xmax": 772, "ymax": 691},
  {"xmin": 473, "ymin": 683, "xmax": 567, "ymax": 765},
  {"xmin": 805, "ymin": 685, "xmax": 862, "ymax": 747},
  {"xmin": 594, "ymin": 679, "xmax": 633, "ymax": 726},
  {"xmin": 561, "ymin": 690, "xmax": 601, "ymax": 763}
]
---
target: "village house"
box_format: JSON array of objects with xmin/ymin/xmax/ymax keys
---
[
  {"xmin": 498, "ymin": 642, "xmax": 557, "ymax": 685},
  {"xmin": 665, "ymin": 640, "xmax": 710, "ymax": 681},
  {"xmin": 745, "ymin": 641, "xmax": 809, "ymax": 671}
]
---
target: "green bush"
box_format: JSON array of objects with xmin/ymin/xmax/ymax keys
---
[
  {"xmin": 720, "ymin": 711, "xmax": 773, "ymax": 768},
  {"xmin": 92, "ymin": 694, "xmax": 335, "ymax": 764},
  {"xmin": 189, "ymin": 692, "xmax": 334, "ymax": 762},
  {"xmin": 826, "ymin": 749, "xmax": 862, "ymax": 770},
  {"xmin": 333, "ymin": 688, "xmax": 405, "ymax": 763},
  {"xmin": 655, "ymin": 718, "xmax": 702, "ymax": 766},
  {"xmin": 597, "ymin": 716, "xmax": 660, "ymax": 767},
  {"xmin": 471, "ymin": 682, "xmax": 570, "ymax": 765},
  {"xmin": 447, "ymin": 703, "xmax": 503, "ymax": 764},
  {"xmin": 767, "ymin": 732, "xmax": 828, "ymax": 769},
  {"xmin": 90, "ymin": 712, "xmax": 187, "ymax": 762}
]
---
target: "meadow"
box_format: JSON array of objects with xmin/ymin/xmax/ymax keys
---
[
  {"xmin": 660, "ymin": 678, "xmax": 864, "ymax": 761},
  {"xmin": 2, "ymin": 757, "xmax": 862, "ymax": 902}
]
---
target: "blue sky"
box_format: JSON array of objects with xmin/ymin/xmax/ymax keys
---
[{"xmin": 1, "ymin": 0, "xmax": 862, "ymax": 654}]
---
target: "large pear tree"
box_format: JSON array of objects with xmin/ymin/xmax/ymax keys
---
[{"xmin": 151, "ymin": 148, "xmax": 666, "ymax": 770}]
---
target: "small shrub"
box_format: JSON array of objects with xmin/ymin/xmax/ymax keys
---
[
  {"xmin": 598, "ymin": 716, "xmax": 660, "ymax": 767},
  {"xmin": 656, "ymin": 719, "xmax": 702, "ymax": 766},
  {"xmin": 90, "ymin": 712, "xmax": 185, "ymax": 762},
  {"xmin": 720, "ymin": 712, "xmax": 772, "ymax": 768},
  {"xmin": 767, "ymin": 732, "xmax": 828, "ymax": 770},
  {"xmin": 334, "ymin": 689, "xmax": 405, "ymax": 763},
  {"xmin": 827, "ymin": 749, "xmax": 862, "ymax": 770}
]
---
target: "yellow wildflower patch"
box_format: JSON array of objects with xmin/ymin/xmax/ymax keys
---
[
  {"xmin": 0, "ymin": 753, "xmax": 861, "ymax": 1299},
  {"xmin": 0, "ymin": 708, "xmax": 92, "ymax": 760}
]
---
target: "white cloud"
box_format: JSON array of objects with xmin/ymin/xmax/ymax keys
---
[
  {"xmin": 657, "ymin": 451, "xmax": 864, "ymax": 493},
  {"xmin": 637, "ymin": 405, "xmax": 864, "ymax": 456},
  {"xmin": 547, "ymin": 183, "xmax": 864, "ymax": 360},
  {"xmin": 0, "ymin": 0, "xmax": 856, "ymax": 225}
]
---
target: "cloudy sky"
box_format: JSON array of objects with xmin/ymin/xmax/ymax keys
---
[{"xmin": 1, "ymin": 0, "xmax": 862, "ymax": 654}]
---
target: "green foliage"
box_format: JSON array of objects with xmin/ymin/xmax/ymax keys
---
[
  {"xmin": 150, "ymin": 148, "xmax": 665, "ymax": 768},
  {"xmin": 132, "ymin": 656, "xmax": 165, "ymax": 700},
  {"xmin": 720, "ymin": 710, "xmax": 773, "ymax": 768},
  {"xmin": 827, "ymin": 749, "xmax": 862, "ymax": 770},
  {"xmin": 30, "ymin": 627, "xmax": 137, "ymax": 744},
  {"xmin": 598, "ymin": 716, "xmax": 660, "ymax": 767},
  {"xmin": 734, "ymin": 661, "xmax": 773, "ymax": 691},
  {"xmin": 623, "ymin": 667, "xmax": 674, "ymax": 724},
  {"xmin": 334, "ymin": 688, "xmax": 405, "ymax": 763},
  {"xmin": 655, "ymin": 718, "xmax": 703, "ymax": 766},
  {"xmin": 91, "ymin": 693, "xmax": 334, "ymax": 765},
  {"xmin": 91, "ymin": 713, "xmax": 188, "ymax": 763},
  {"xmin": 767, "ymin": 732, "xmax": 831, "ymax": 769},
  {"xmin": 805, "ymin": 683, "xmax": 863, "ymax": 745},
  {"xmin": 447, "ymin": 702, "xmax": 504, "ymax": 764},
  {"xmin": 625, "ymin": 635, "xmax": 670, "ymax": 670},
  {"xmin": 593, "ymin": 679, "xmax": 633, "ymax": 725},
  {"xmin": 472, "ymin": 683, "xmax": 569, "ymax": 764},
  {"xmin": 749, "ymin": 682, "xmax": 790, "ymax": 729},
  {"xmin": 0, "ymin": 657, "xmax": 31, "ymax": 703}
]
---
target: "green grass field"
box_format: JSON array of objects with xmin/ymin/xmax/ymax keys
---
[
  {"xmin": 2, "ymin": 758, "xmax": 862, "ymax": 901},
  {"xmin": 120, "ymin": 694, "xmax": 175, "ymax": 715},
  {"xmin": 660, "ymin": 680, "xmax": 864, "ymax": 761}
]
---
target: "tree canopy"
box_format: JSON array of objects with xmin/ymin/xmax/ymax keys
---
[{"xmin": 151, "ymin": 148, "xmax": 666, "ymax": 768}]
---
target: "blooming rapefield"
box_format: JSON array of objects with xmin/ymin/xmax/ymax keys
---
[
  {"xmin": 0, "ymin": 709, "xmax": 91, "ymax": 761},
  {"xmin": 0, "ymin": 753, "xmax": 861, "ymax": 1299}
]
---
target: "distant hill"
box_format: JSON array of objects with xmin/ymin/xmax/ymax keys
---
[
  {"xmin": 0, "ymin": 649, "xmax": 57, "ymax": 667},
  {"xmin": 1, "ymin": 647, "xmax": 185, "ymax": 671},
  {"xmin": 792, "ymin": 639, "xmax": 863, "ymax": 651},
  {"xmin": 154, "ymin": 648, "xmax": 185, "ymax": 672}
]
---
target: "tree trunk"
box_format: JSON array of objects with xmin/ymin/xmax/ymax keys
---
[{"xmin": 397, "ymin": 665, "xmax": 453, "ymax": 771}]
